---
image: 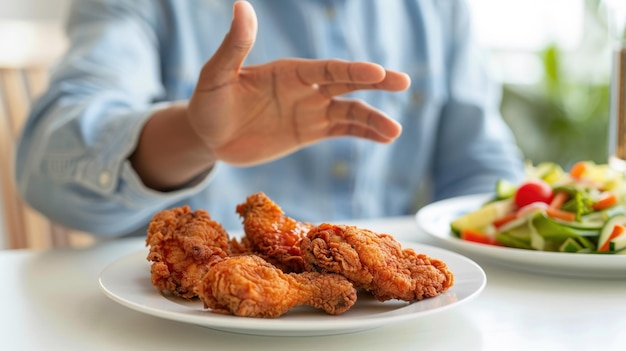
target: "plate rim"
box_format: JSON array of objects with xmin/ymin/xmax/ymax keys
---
[
  {"xmin": 98, "ymin": 242, "xmax": 486, "ymax": 336},
  {"xmin": 415, "ymin": 193, "xmax": 626, "ymax": 278}
]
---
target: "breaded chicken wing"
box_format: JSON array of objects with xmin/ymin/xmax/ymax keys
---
[
  {"xmin": 235, "ymin": 192, "xmax": 312, "ymax": 272},
  {"xmin": 196, "ymin": 255, "xmax": 357, "ymax": 318},
  {"xmin": 300, "ymin": 223, "xmax": 454, "ymax": 302},
  {"xmin": 146, "ymin": 206, "xmax": 231, "ymax": 299}
]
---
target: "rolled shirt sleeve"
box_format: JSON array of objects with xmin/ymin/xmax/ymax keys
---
[{"xmin": 15, "ymin": 0, "xmax": 212, "ymax": 236}]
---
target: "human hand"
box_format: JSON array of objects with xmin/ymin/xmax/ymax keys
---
[{"xmin": 186, "ymin": 1, "xmax": 411, "ymax": 166}]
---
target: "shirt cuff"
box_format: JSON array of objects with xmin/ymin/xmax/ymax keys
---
[{"xmin": 74, "ymin": 102, "xmax": 216, "ymax": 208}]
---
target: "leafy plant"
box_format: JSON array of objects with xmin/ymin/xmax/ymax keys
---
[{"xmin": 499, "ymin": 0, "xmax": 611, "ymax": 169}]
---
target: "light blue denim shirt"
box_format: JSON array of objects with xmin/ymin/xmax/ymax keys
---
[{"xmin": 16, "ymin": 0, "xmax": 524, "ymax": 236}]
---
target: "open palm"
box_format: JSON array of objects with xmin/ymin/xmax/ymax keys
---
[{"xmin": 186, "ymin": 1, "xmax": 411, "ymax": 167}]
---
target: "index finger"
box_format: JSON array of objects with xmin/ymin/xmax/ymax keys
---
[{"xmin": 294, "ymin": 59, "xmax": 387, "ymax": 85}]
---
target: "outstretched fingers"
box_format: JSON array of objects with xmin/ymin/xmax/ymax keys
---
[
  {"xmin": 316, "ymin": 69, "xmax": 411, "ymax": 97},
  {"xmin": 314, "ymin": 99, "xmax": 403, "ymax": 142},
  {"xmin": 295, "ymin": 59, "xmax": 390, "ymax": 86}
]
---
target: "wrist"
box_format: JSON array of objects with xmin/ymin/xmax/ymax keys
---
[{"xmin": 129, "ymin": 102, "xmax": 216, "ymax": 191}]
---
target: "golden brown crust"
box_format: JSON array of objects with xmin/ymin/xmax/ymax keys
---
[
  {"xmin": 234, "ymin": 192, "xmax": 312, "ymax": 272},
  {"xmin": 146, "ymin": 206, "xmax": 231, "ymax": 299},
  {"xmin": 145, "ymin": 193, "xmax": 454, "ymax": 318},
  {"xmin": 195, "ymin": 255, "xmax": 357, "ymax": 318},
  {"xmin": 300, "ymin": 223, "xmax": 454, "ymax": 301}
]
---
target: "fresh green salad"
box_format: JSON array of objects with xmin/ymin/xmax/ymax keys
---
[{"xmin": 451, "ymin": 161, "xmax": 626, "ymax": 254}]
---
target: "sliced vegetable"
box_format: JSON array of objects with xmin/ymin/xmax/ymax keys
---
[
  {"xmin": 496, "ymin": 225, "xmax": 533, "ymax": 250},
  {"xmin": 562, "ymin": 191, "xmax": 595, "ymax": 221},
  {"xmin": 546, "ymin": 207, "xmax": 576, "ymax": 222},
  {"xmin": 549, "ymin": 191, "xmax": 569, "ymax": 209},
  {"xmin": 493, "ymin": 212, "xmax": 518, "ymax": 229},
  {"xmin": 526, "ymin": 162, "xmax": 564, "ymax": 184},
  {"xmin": 514, "ymin": 180, "xmax": 554, "ymax": 209},
  {"xmin": 460, "ymin": 229, "xmax": 500, "ymax": 246},
  {"xmin": 530, "ymin": 213, "xmax": 596, "ymax": 251},
  {"xmin": 529, "ymin": 216, "xmax": 547, "ymax": 251},
  {"xmin": 599, "ymin": 215, "xmax": 626, "ymax": 252},
  {"xmin": 569, "ymin": 161, "xmax": 589, "ymax": 179},
  {"xmin": 450, "ymin": 199, "xmax": 514, "ymax": 234},
  {"xmin": 550, "ymin": 215, "xmax": 604, "ymax": 230},
  {"xmin": 609, "ymin": 234, "xmax": 626, "ymax": 251},
  {"xmin": 559, "ymin": 237, "xmax": 583, "ymax": 253},
  {"xmin": 451, "ymin": 161, "xmax": 626, "ymax": 254},
  {"xmin": 593, "ymin": 192, "xmax": 618, "ymax": 211},
  {"xmin": 579, "ymin": 205, "xmax": 626, "ymax": 228},
  {"xmin": 495, "ymin": 179, "xmax": 517, "ymax": 200}
]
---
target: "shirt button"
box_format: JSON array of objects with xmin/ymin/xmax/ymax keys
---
[
  {"xmin": 99, "ymin": 171, "xmax": 111, "ymax": 187},
  {"xmin": 332, "ymin": 161, "xmax": 349, "ymax": 179},
  {"xmin": 325, "ymin": 5, "xmax": 336, "ymax": 20},
  {"xmin": 411, "ymin": 91, "xmax": 423, "ymax": 106}
]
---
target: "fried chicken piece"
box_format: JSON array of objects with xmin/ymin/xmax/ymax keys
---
[
  {"xmin": 196, "ymin": 255, "xmax": 357, "ymax": 318},
  {"xmin": 146, "ymin": 206, "xmax": 231, "ymax": 299},
  {"xmin": 235, "ymin": 192, "xmax": 313, "ymax": 272},
  {"xmin": 300, "ymin": 223, "xmax": 454, "ymax": 302}
]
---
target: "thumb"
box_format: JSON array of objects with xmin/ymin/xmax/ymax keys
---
[{"xmin": 198, "ymin": 1, "xmax": 258, "ymax": 89}]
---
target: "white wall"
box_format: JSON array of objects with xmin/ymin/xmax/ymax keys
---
[{"xmin": 0, "ymin": 0, "xmax": 70, "ymax": 22}]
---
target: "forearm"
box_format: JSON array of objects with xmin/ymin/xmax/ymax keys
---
[{"xmin": 129, "ymin": 102, "xmax": 216, "ymax": 191}]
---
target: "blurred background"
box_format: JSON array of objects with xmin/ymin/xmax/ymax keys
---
[
  {"xmin": 0, "ymin": 0, "xmax": 617, "ymax": 248},
  {"xmin": 472, "ymin": 0, "xmax": 612, "ymax": 169}
]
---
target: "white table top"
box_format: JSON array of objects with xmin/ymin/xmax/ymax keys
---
[{"xmin": 1, "ymin": 216, "xmax": 625, "ymax": 351}]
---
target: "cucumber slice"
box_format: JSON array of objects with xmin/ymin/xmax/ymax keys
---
[
  {"xmin": 495, "ymin": 179, "xmax": 517, "ymax": 200},
  {"xmin": 528, "ymin": 216, "xmax": 545, "ymax": 251},
  {"xmin": 496, "ymin": 230, "xmax": 533, "ymax": 249},
  {"xmin": 563, "ymin": 206, "xmax": 626, "ymax": 231},
  {"xmin": 609, "ymin": 234, "xmax": 626, "ymax": 251},
  {"xmin": 560, "ymin": 237, "xmax": 583, "ymax": 253},
  {"xmin": 549, "ymin": 217, "xmax": 604, "ymax": 230},
  {"xmin": 450, "ymin": 199, "xmax": 514, "ymax": 234},
  {"xmin": 529, "ymin": 213, "xmax": 597, "ymax": 251},
  {"xmin": 598, "ymin": 214, "xmax": 626, "ymax": 251},
  {"xmin": 526, "ymin": 162, "xmax": 565, "ymax": 185}
]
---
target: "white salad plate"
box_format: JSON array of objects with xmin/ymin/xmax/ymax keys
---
[
  {"xmin": 415, "ymin": 193, "xmax": 626, "ymax": 279},
  {"xmin": 99, "ymin": 243, "xmax": 485, "ymax": 337}
]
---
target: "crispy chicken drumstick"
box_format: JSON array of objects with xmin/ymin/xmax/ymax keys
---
[
  {"xmin": 300, "ymin": 223, "xmax": 455, "ymax": 302},
  {"xmin": 196, "ymin": 255, "xmax": 357, "ymax": 318},
  {"xmin": 146, "ymin": 206, "xmax": 231, "ymax": 299},
  {"xmin": 145, "ymin": 193, "xmax": 454, "ymax": 319},
  {"xmin": 235, "ymin": 192, "xmax": 312, "ymax": 272}
]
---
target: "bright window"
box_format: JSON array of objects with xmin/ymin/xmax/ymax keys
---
[{"xmin": 468, "ymin": 0, "xmax": 585, "ymax": 51}]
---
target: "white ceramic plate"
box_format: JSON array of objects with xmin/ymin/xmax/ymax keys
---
[
  {"xmin": 98, "ymin": 243, "xmax": 485, "ymax": 336},
  {"xmin": 416, "ymin": 193, "xmax": 626, "ymax": 279}
]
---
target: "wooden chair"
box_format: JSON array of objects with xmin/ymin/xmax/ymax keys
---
[{"xmin": 0, "ymin": 65, "xmax": 94, "ymax": 249}]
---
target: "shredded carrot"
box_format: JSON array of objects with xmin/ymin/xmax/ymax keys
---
[
  {"xmin": 569, "ymin": 161, "xmax": 588, "ymax": 179},
  {"xmin": 600, "ymin": 224, "xmax": 625, "ymax": 252},
  {"xmin": 493, "ymin": 213, "xmax": 518, "ymax": 228},
  {"xmin": 546, "ymin": 207, "xmax": 576, "ymax": 222},
  {"xmin": 549, "ymin": 191, "xmax": 569, "ymax": 209},
  {"xmin": 593, "ymin": 192, "xmax": 618, "ymax": 211}
]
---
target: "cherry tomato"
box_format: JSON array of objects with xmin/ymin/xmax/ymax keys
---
[{"xmin": 514, "ymin": 180, "xmax": 554, "ymax": 209}]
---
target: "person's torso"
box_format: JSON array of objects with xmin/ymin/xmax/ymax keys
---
[{"xmin": 153, "ymin": 0, "xmax": 454, "ymax": 230}]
